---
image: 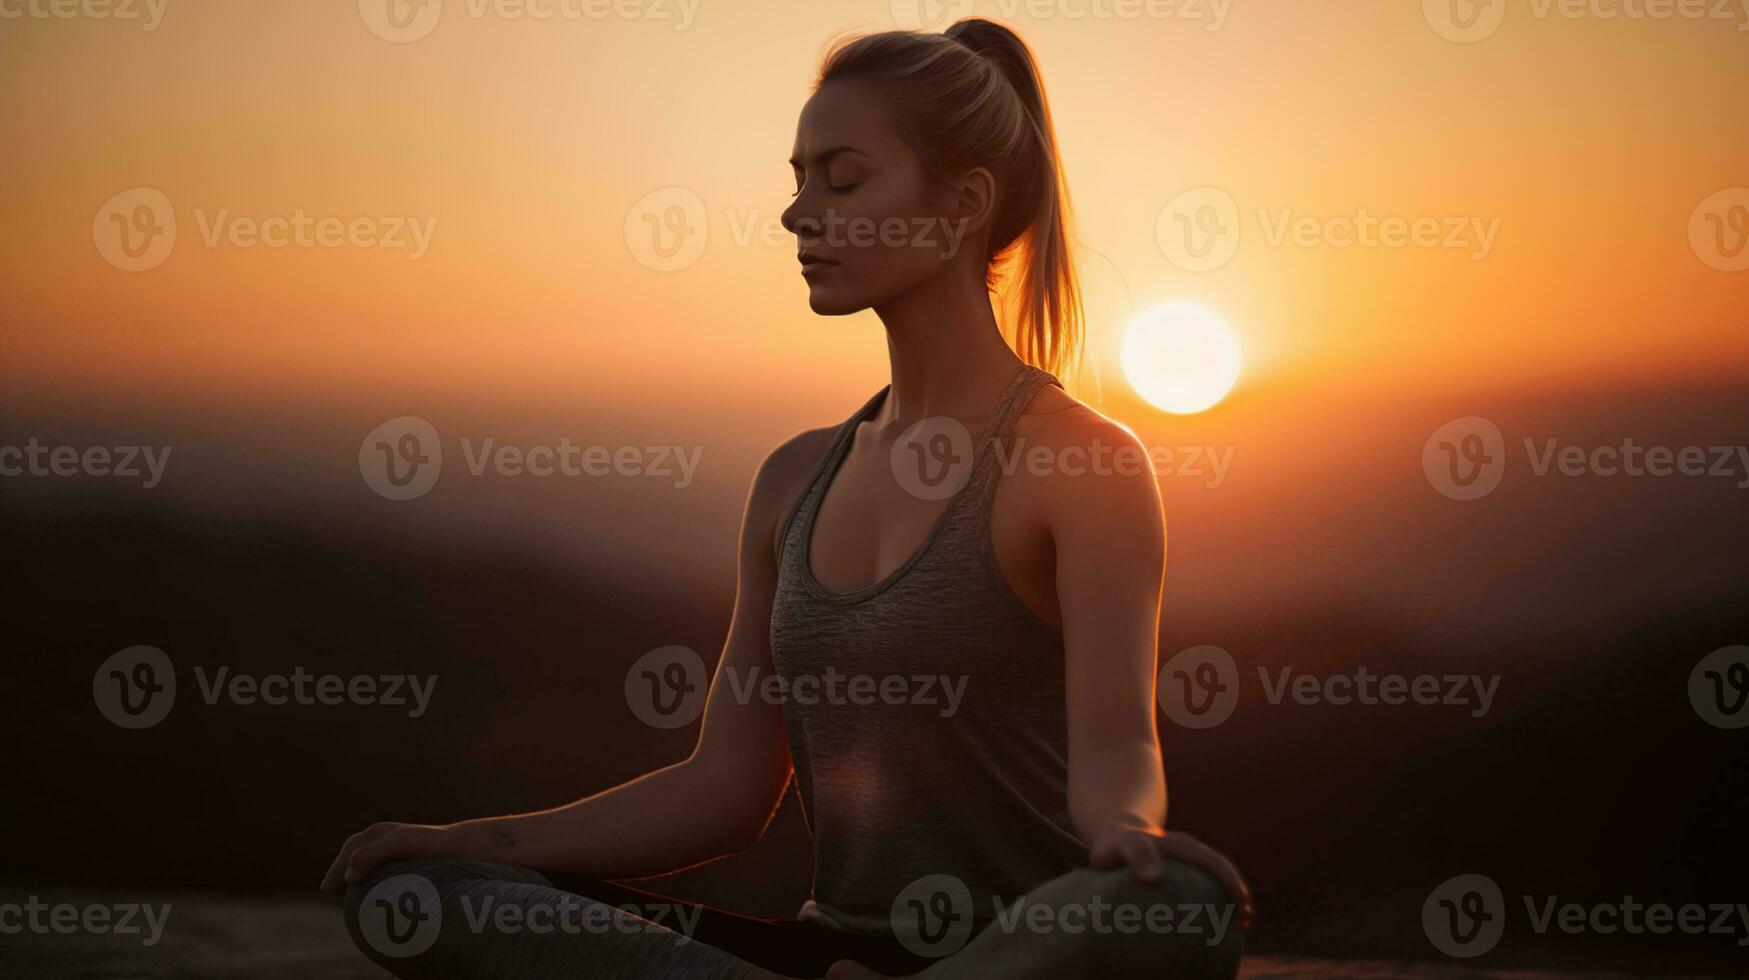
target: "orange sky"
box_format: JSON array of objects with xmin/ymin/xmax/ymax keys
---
[{"xmin": 3, "ymin": 0, "xmax": 1745, "ymax": 428}]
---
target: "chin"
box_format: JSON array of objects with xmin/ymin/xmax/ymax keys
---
[{"xmin": 805, "ymin": 287, "xmax": 870, "ymax": 317}]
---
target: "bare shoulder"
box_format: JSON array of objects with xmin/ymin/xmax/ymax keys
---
[
  {"xmin": 1015, "ymin": 384, "xmax": 1151, "ymax": 466},
  {"xmin": 745, "ymin": 426, "xmax": 838, "ymax": 558},
  {"xmin": 1012, "ymin": 385, "xmax": 1163, "ymax": 522}
]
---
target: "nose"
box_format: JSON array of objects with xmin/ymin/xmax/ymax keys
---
[{"xmin": 781, "ymin": 197, "xmax": 820, "ymax": 242}]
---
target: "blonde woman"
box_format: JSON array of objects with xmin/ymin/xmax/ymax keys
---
[{"xmin": 326, "ymin": 18, "xmax": 1250, "ymax": 979}]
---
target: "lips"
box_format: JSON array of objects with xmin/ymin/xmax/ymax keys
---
[{"xmin": 798, "ymin": 250, "xmax": 838, "ymax": 276}]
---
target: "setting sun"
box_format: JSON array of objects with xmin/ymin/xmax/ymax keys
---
[{"xmin": 1119, "ymin": 301, "xmax": 1243, "ymax": 414}]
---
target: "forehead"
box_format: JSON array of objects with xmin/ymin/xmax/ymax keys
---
[{"xmin": 791, "ymin": 77, "xmax": 908, "ymax": 162}]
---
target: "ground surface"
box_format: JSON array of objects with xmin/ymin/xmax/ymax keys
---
[{"xmin": 0, "ymin": 893, "xmax": 1735, "ymax": 979}]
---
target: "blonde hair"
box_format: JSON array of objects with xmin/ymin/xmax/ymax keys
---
[{"xmin": 819, "ymin": 19, "xmax": 1083, "ymax": 378}]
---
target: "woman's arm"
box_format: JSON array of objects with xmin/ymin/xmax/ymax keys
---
[
  {"xmin": 1044, "ymin": 413, "xmax": 1250, "ymax": 912},
  {"xmin": 321, "ymin": 430, "xmax": 832, "ymax": 895}
]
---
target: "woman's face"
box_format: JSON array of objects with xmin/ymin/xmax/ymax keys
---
[{"xmin": 781, "ymin": 78, "xmax": 974, "ymax": 316}]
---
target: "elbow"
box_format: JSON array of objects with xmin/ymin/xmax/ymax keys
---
[{"xmin": 685, "ymin": 757, "xmax": 788, "ymax": 855}]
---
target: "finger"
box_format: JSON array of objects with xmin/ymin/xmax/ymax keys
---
[
  {"xmin": 1122, "ymin": 835, "xmax": 1163, "ymax": 884},
  {"xmin": 344, "ymin": 842, "xmax": 385, "ymax": 885},
  {"xmin": 320, "ymin": 844, "xmax": 357, "ymax": 895},
  {"xmin": 1087, "ymin": 836, "xmax": 1124, "ymax": 869}
]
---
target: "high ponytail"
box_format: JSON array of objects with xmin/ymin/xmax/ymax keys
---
[{"xmin": 818, "ymin": 19, "xmax": 1084, "ymax": 379}]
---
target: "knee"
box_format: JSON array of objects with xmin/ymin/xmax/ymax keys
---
[
  {"xmin": 343, "ymin": 857, "xmax": 548, "ymax": 922},
  {"xmin": 1050, "ymin": 861, "xmax": 1244, "ymax": 979},
  {"xmin": 341, "ymin": 857, "xmax": 550, "ymax": 969},
  {"xmin": 1129, "ymin": 861, "xmax": 1246, "ymax": 978}
]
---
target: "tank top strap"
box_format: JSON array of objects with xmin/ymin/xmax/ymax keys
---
[
  {"xmin": 965, "ymin": 364, "xmax": 1061, "ymax": 496},
  {"xmin": 778, "ymin": 384, "xmax": 891, "ymax": 572}
]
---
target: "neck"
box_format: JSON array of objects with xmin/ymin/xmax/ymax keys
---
[{"xmin": 873, "ymin": 269, "xmax": 1028, "ymax": 424}]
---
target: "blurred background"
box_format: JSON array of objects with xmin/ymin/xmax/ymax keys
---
[{"xmin": 2, "ymin": 0, "xmax": 1746, "ymax": 975}]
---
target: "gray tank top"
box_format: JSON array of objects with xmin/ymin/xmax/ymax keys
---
[{"xmin": 770, "ymin": 365, "xmax": 1088, "ymax": 937}]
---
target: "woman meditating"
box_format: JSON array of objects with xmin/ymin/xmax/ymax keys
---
[{"xmin": 324, "ymin": 18, "xmax": 1250, "ymax": 979}]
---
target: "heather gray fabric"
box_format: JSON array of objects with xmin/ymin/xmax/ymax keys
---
[
  {"xmin": 770, "ymin": 365, "xmax": 1090, "ymax": 938},
  {"xmin": 341, "ymin": 858, "xmax": 756, "ymax": 980},
  {"xmin": 340, "ymin": 856, "xmax": 1246, "ymax": 979}
]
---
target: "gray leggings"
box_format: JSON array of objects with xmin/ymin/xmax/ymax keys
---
[{"xmin": 342, "ymin": 857, "xmax": 1244, "ymax": 979}]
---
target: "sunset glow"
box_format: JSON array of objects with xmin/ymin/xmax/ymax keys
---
[{"xmin": 1120, "ymin": 301, "xmax": 1242, "ymax": 414}]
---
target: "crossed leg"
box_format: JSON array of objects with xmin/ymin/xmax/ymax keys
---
[{"xmin": 342, "ymin": 857, "xmax": 1243, "ymax": 980}]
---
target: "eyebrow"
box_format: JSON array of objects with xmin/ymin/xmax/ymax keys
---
[{"xmin": 788, "ymin": 146, "xmax": 871, "ymax": 168}]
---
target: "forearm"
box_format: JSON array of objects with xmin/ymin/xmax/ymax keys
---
[{"xmin": 432, "ymin": 757, "xmax": 779, "ymax": 879}]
